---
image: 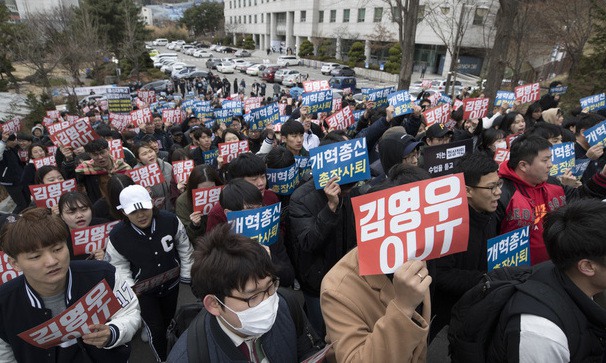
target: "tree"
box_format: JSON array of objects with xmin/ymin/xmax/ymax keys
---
[
  {"xmin": 384, "ymin": 0, "xmax": 420, "ymax": 90},
  {"xmin": 0, "ymin": 4, "xmax": 18, "ymax": 91},
  {"xmin": 118, "ymin": 1, "xmax": 149, "ymax": 80},
  {"xmin": 385, "ymin": 43, "xmax": 402, "ymax": 74},
  {"xmin": 242, "ymin": 35, "xmax": 255, "ymax": 50},
  {"xmin": 298, "ymin": 40, "xmax": 314, "ymax": 57},
  {"xmin": 347, "ymin": 41, "xmax": 366, "ymax": 67},
  {"xmin": 180, "ymin": 2, "xmax": 224, "ymax": 37}
]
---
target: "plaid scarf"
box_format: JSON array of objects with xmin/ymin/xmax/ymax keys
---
[{"xmin": 75, "ymin": 157, "xmax": 131, "ymax": 176}]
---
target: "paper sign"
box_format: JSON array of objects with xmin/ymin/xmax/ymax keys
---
[
  {"xmin": 493, "ymin": 147, "xmax": 510, "ymax": 165},
  {"xmin": 71, "ymin": 221, "xmax": 120, "ymax": 256},
  {"xmin": 487, "ymin": 226, "xmax": 530, "ymax": 271},
  {"xmin": 363, "ymin": 86, "xmax": 396, "ymax": 108},
  {"xmin": 222, "ymin": 100, "xmax": 243, "ymax": 116},
  {"xmin": 494, "ymin": 91, "xmax": 516, "ymax": 107},
  {"xmin": 244, "ymin": 97, "xmax": 264, "ymax": 114},
  {"xmin": 267, "ymin": 164, "xmax": 299, "ymax": 195},
  {"xmin": 29, "ymin": 179, "xmax": 77, "ymax": 208},
  {"xmin": 580, "ymin": 93, "xmax": 606, "ymax": 112},
  {"xmin": 351, "ymin": 173, "xmax": 469, "ymax": 275},
  {"xmin": 192, "ymin": 101, "xmax": 214, "ymax": 119},
  {"xmin": 303, "ymin": 80, "xmax": 330, "ymax": 93},
  {"xmin": 301, "ymin": 90, "xmax": 333, "ymax": 113},
  {"xmin": 309, "ymin": 138, "xmax": 370, "ymax": 189},
  {"xmin": 353, "ymin": 110, "xmax": 365, "ymax": 122},
  {"xmin": 218, "ymin": 140, "xmax": 249, "ymax": 164},
  {"xmin": 514, "ymin": 83, "xmax": 540, "ymax": 104},
  {"xmin": 325, "ymin": 106, "xmax": 355, "ymax": 130},
  {"xmin": 172, "ymin": 160, "xmax": 194, "ymax": 184},
  {"xmin": 0, "ymin": 251, "xmax": 22, "ymax": 285},
  {"xmin": 462, "ymin": 97, "xmax": 489, "ymax": 120},
  {"xmin": 453, "ymin": 99, "xmax": 464, "ymax": 110},
  {"xmin": 106, "ymin": 87, "xmax": 132, "ymax": 113},
  {"xmin": 202, "ymin": 149, "xmax": 219, "ymax": 167},
  {"xmin": 192, "ymin": 185, "xmax": 223, "ymax": 214},
  {"xmin": 549, "ymin": 142, "xmax": 575, "ymax": 177},
  {"xmin": 108, "ymin": 139, "xmax": 124, "ymax": 160},
  {"xmin": 332, "ymin": 97, "xmax": 342, "ymax": 112},
  {"xmin": 17, "ymin": 279, "xmax": 122, "ymax": 349},
  {"xmin": 162, "ymin": 109, "xmax": 184, "ymax": 125},
  {"xmin": 46, "ymin": 110, "xmax": 61, "ymax": 120},
  {"xmin": 109, "ymin": 113, "xmax": 132, "ymax": 132},
  {"xmin": 572, "ymin": 159, "xmax": 590, "ymax": 178},
  {"xmin": 582, "ymin": 120, "xmax": 606, "ymax": 147},
  {"xmin": 387, "ymin": 90, "xmax": 414, "ymax": 117},
  {"xmin": 227, "ymin": 202, "xmax": 281, "ymax": 246},
  {"xmin": 131, "ymin": 266, "xmax": 180, "ymax": 295},
  {"xmin": 423, "ymin": 139, "xmax": 473, "ymax": 177},
  {"xmin": 2, "ymin": 117, "xmax": 22, "ymax": 134},
  {"xmin": 137, "ymin": 90, "xmax": 156, "ymax": 104},
  {"xmin": 247, "ymin": 103, "xmax": 280, "ymax": 131},
  {"xmin": 423, "ymin": 104, "xmax": 451, "ymax": 127},
  {"xmin": 53, "ymin": 120, "xmax": 99, "ymax": 149},
  {"xmin": 33, "ymin": 155, "xmax": 57, "ymax": 170},
  {"xmin": 550, "ymin": 86, "xmax": 568, "ymax": 95},
  {"xmin": 130, "ymin": 108, "xmax": 153, "ymax": 127},
  {"xmin": 18, "ymin": 150, "xmax": 28, "ymax": 163},
  {"xmin": 47, "ymin": 145, "xmax": 57, "ymax": 156},
  {"xmin": 295, "ymin": 155, "xmax": 311, "ymax": 175},
  {"xmin": 127, "ymin": 163, "xmax": 166, "ymax": 188},
  {"xmin": 47, "ymin": 120, "xmax": 73, "ymax": 138}
]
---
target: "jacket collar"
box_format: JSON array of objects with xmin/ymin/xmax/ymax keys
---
[{"xmin": 24, "ymin": 267, "xmax": 73, "ymax": 309}]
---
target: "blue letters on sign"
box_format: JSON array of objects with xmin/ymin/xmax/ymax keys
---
[
  {"xmin": 309, "ymin": 137, "xmax": 370, "ymax": 189},
  {"xmin": 227, "ymin": 203, "xmax": 281, "ymax": 246}
]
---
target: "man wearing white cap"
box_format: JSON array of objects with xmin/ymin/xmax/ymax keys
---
[{"xmin": 105, "ymin": 185, "xmax": 193, "ymax": 362}]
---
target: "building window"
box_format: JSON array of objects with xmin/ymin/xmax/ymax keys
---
[
  {"xmin": 254, "ymin": 14, "xmax": 257, "ymax": 23},
  {"xmin": 473, "ymin": 7, "xmax": 487, "ymax": 25},
  {"xmin": 343, "ymin": 9, "xmax": 350, "ymax": 22},
  {"xmin": 417, "ymin": 5, "xmax": 425, "ymax": 21},
  {"xmin": 248, "ymin": 0, "xmax": 251, "ymax": 6},
  {"xmin": 254, "ymin": 0, "xmax": 257, "ymax": 4},
  {"xmin": 357, "ymin": 8, "xmax": 365, "ymax": 22},
  {"xmin": 319, "ymin": 10, "xmax": 324, "ymax": 23},
  {"xmin": 373, "ymin": 7, "xmax": 383, "ymax": 22},
  {"xmin": 261, "ymin": 13, "xmax": 264, "ymax": 22},
  {"xmin": 243, "ymin": 16, "xmax": 246, "ymax": 24},
  {"xmin": 330, "ymin": 9, "xmax": 336, "ymax": 22},
  {"xmin": 238, "ymin": 0, "xmax": 241, "ymax": 7},
  {"xmin": 229, "ymin": 1, "xmax": 231, "ymax": 9},
  {"xmin": 249, "ymin": 15, "xmax": 251, "ymax": 23},
  {"xmin": 301, "ymin": 10, "xmax": 306, "ymax": 22}
]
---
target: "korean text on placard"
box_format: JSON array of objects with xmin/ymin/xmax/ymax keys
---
[
  {"xmin": 487, "ymin": 226, "xmax": 530, "ymax": 271},
  {"xmin": 172, "ymin": 159, "xmax": 194, "ymax": 184},
  {"xmin": 494, "ymin": 91, "xmax": 516, "ymax": 107},
  {"xmin": 549, "ymin": 142, "xmax": 575, "ymax": 177},
  {"xmin": 192, "ymin": 186, "xmax": 223, "ymax": 214},
  {"xmin": 248, "ymin": 103, "xmax": 280, "ymax": 131},
  {"xmin": 387, "ymin": 90, "xmax": 414, "ymax": 117},
  {"xmin": 29, "ymin": 179, "xmax": 77, "ymax": 208},
  {"xmin": 580, "ymin": 93, "xmax": 606, "ymax": 112},
  {"xmin": 53, "ymin": 120, "xmax": 98, "ymax": 149},
  {"xmin": 514, "ymin": 83, "xmax": 540, "ymax": 104},
  {"xmin": 423, "ymin": 104, "xmax": 451, "ymax": 127},
  {"xmin": 325, "ymin": 106, "xmax": 355, "ymax": 130},
  {"xmin": 227, "ymin": 202, "xmax": 281, "ymax": 246},
  {"xmin": 582, "ymin": 120, "xmax": 606, "ymax": 147},
  {"xmin": 71, "ymin": 221, "xmax": 120, "ymax": 256},
  {"xmin": 462, "ymin": 97, "xmax": 489, "ymax": 120},
  {"xmin": 309, "ymin": 138, "xmax": 370, "ymax": 189},
  {"xmin": 127, "ymin": 163, "xmax": 166, "ymax": 188},
  {"xmin": 218, "ymin": 140, "xmax": 249, "ymax": 164},
  {"xmin": 0, "ymin": 251, "xmax": 22, "ymax": 285},
  {"xmin": 267, "ymin": 164, "xmax": 299, "ymax": 195}
]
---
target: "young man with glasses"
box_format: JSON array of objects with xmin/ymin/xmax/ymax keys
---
[
  {"xmin": 167, "ymin": 223, "xmax": 322, "ymax": 363},
  {"xmin": 430, "ymin": 152, "xmax": 502, "ymax": 340}
]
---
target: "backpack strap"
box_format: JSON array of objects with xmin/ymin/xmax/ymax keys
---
[
  {"xmin": 187, "ymin": 309, "xmax": 210, "ymax": 363},
  {"xmin": 278, "ymin": 288, "xmax": 325, "ymax": 359}
]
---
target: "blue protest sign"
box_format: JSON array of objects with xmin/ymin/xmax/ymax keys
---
[
  {"xmin": 363, "ymin": 86, "xmax": 396, "ymax": 108},
  {"xmin": 203, "ymin": 119, "xmax": 215, "ymax": 128},
  {"xmin": 580, "ymin": 93, "xmax": 606, "ymax": 112},
  {"xmin": 582, "ymin": 120, "xmax": 606, "ymax": 147},
  {"xmin": 571, "ymin": 159, "xmax": 591, "ymax": 178},
  {"xmin": 438, "ymin": 94, "xmax": 452, "ymax": 105},
  {"xmin": 213, "ymin": 108, "xmax": 233, "ymax": 124},
  {"xmin": 387, "ymin": 90, "xmax": 414, "ymax": 117},
  {"xmin": 181, "ymin": 99, "xmax": 196, "ymax": 111},
  {"xmin": 289, "ymin": 87, "xmax": 304, "ymax": 100},
  {"xmin": 294, "ymin": 155, "xmax": 311, "ymax": 175},
  {"xmin": 221, "ymin": 100, "xmax": 243, "ymax": 116},
  {"xmin": 309, "ymin": 137, "xmax": 371, "ymax": 189},
  {"xmin": 301, "ymin": 90, "xmax": 333, "ymax": 113},
  {"xmin": 226, "ymin": 202, "xmax": 281, "ymax": 246},
  {"xmin": 549, "ymin": 142, "xmax": 575, "ymax": 177},
  {"xmin": 248, "ymin": 103, "xmax": 280, "ymax": 131},
  {"xmin": 353, "ymin": 110, "xmax": 365, "ymax": 122},
  {"xmin": 487, "ymin": 226, "xmax": 530, "ymax": 271},
  {"xmin": 494, "ymin": 91, "xmax": 516, "ymax": 107},
  {"xmin": 550, "ymin": 86, "xmax": 568, "ymax": 95},
  {"xmin": 192, "ymin": 101, "xmax": 214, "ymax": 119},
  {"xmin": 202, "ymin": 149, "xmax": 218, "ymax": 167},
  {"xmin": 267, "ymin": 164, "xmax": 299, "ymax": 195}
]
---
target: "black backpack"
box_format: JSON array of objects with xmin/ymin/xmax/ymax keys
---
[
  {"xmin": 448, "ymin": 265, "xmax": 581, "ymax": 363},
  {"xmin": 166, "ymin": 288, "xmax": 324, "ymax": 362}
]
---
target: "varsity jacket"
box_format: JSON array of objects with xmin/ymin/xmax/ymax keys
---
[
  {"xmin": 105, "ymin": 210, "xmax": 193, "ymax": 295},
  {"xmin": 0, "ymin": 261, "xmax": 141, "ymax": 363}
]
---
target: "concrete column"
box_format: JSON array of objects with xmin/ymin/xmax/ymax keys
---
[
  {"xmin": 442, "ymin": 51, "xmax": 452, "ymax": 78},
  {"xmin": 270, "ymin": 13, "xmax": 277, "ymax": 48},
  {"xmin": 364, "ymin": 40, "xmax": 371, "ymax": 64},
  {"xmin": 286, "ymin": 11, "xmax": 294, "ymax": 50},
  {"xmin": 335, "ymin": 37, "xmax": 342, "ymax": 60},
  {"xmin": 295, "ymin": 36, "xmax": 301, "ymax": 55},
  {"xmin": 233, "ymin": 33, "xmax": 237, "ymax": 46}
]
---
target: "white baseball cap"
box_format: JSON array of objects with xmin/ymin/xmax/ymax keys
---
[{"xmin": 117, "ymin": 185, "xmax": 152, "ymax": 214}]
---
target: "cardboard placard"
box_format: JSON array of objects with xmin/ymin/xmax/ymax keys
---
[
  {"xmin": 29, "ymin": 179, "xmax": 77, "ymax": 208},
  {"xmin": 218, "ymin": 140, "xmax": 249, "ymax": 164},
  {"xmin": 126, "ymin": 163, "xmax": 166, "ymax": 188},
  {"xmin": 227, "ymin": 202, "xmax": 281, "ymax": 246},
  {"xmin": 487, "ymin": 226, "xmax": 530, "ymax": 271},
  {"xmin": 172, "ymin": 159, "xmax": 194, "ymax": 184},
  {"xmin": 514, "ymin": 83, "xmax": 540, "ymax": 104},
  {"xmin": 192, "ymin": 186, "xmax": 223, "ymax": 214},
  {"xmin": 71, "ymin": 221, "xmax": 120, "ymax": 256}
]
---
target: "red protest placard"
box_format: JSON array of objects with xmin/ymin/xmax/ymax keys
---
[
  {"xmin": 109, "ymin": 113, "xmax": 132, "ymax": 132},
  {"xmin": 325, "ymin": 106, "xmax": 355, "ymax": 130},
  {"xmin": 132, "ymin": 267, "xmax": 180, "ymax": 295},
  {"xmin": 127, "ymin": 163, "xmax": 166, "ymax": 188},
  {"xmin": 53, "ymin": 119, "xmax": 99, "ymax": 149},
  {"xmin": 2, "ymin": 117, "xmax": 22, "ymax": 134},
  {"xmin": 0, "ymin": 251, "xmax": 22, "ymax": 285},
  {"xmin": 71, "ymin": 221, "xmax": 119, "ymax": 256},
  {"xmin": 493, "ymin": 147, "xmax": 510, "ymax": 165},
  {"xmin": 453, "ymin": 99, "xmax": 464, "ymax": 110},
  {"xmin": 108, "ymin": 139, "xmax": 124, "ymax": 160},
  {"xmin": 172, "ymin": 160, "xmax": 194, "ymax": 184},
  {"xmin": 46, "ymin": 110, "xmax": 61, "ymax": 120},
  {"xmin": 192, "ymin": 186, "xmax": 223, "ymax": 214},
  {"xmin": 43, "ymin": 117, "xmax": 54, "ymax": 127},
  {"xmin": 218, "ymin": 140, "xmax": 249, "ymax": 164},
  {"xmin": 506, "ymin": 133, "xmax": 521, "ymax": 148},
  {"xmin": 514, "ymin": 83, "xmax": 540, "ymax": 104},
  {"xmin": 47, "ymin": 120, "xmax": 72, "ymax": 139},
  {"xmin": 17, "ymin": 279, "xmax": 122, "ymax": 349},
  {"xmin": 65, "ymin": 115, "xmax": 80, "ymax": 123},
  {"xmin": 332, "ymin": 97, "xmax": 342, "ymax": 112},
  {"xmin": 351, "ymin": 173, "xmax": 469, "ymax": 276},
  {"xmin": 137, "ymin": 90, "xmax": 156, "ymax": 104},
  {"xmin": 162, "ymin": 109, "xmax": 184, "ymax": 125},
  {"xmin": 462, "ymin": 97, "xmax": 489, "ymax": 120},
  {"xmin": 130, "ymin": 108, "xmax": 153, "ymax": 127},
  {"xmin": 33, "ymin": 155, "xmax": 57, "ymax": 170},
  {"xmin": 244, "ymin": 97, "xmax": 263, "ymax": 114},
  {"xmin": 29, "ymin": 179, "xmax": 77, "ymax": 208},
  {"xmin": 17, "ymin": 150, "xmax": 28, "ymax": 163},
  {"xmin": 303, "ymin": 80, "xmax": 330, "ymax": 93},
  {"xmin": 47, "ymin": 145, "xmax": 58, "ymax": 156},
  {"xmin": 428, "ymin": 92, "xmax": 441, "ymax": 106},
  {"xmin": 423, "ymin": 104, "xmax": 451, "ymax": 127}
]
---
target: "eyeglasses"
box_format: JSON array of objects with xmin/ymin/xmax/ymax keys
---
[
  {"xmin": 470, "ymin": 179, "xmax": 504, "ymax": 194},
  {"xmin": 225, "ymin": 278, "xmax": 280, "ymax": 308}
]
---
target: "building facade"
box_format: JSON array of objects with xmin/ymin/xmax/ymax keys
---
[
  {"xmin": 4, "ymin": 0, "xmax": 79, "ymax": 20},
  {"xmin": 224, "ymin": 0, "xmax": 497, "ymax": 77}
]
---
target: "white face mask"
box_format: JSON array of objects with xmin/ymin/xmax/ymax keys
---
[{"xmin": 215, "ymin": 292, "xmax": 279, "ymax": 337}]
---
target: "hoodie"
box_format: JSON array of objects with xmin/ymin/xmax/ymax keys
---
[{"xmin": 541, "ymin": 108, "xmax": 562, "ymax": 125}]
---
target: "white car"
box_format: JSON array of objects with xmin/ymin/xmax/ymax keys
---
[
  {"xmin": 216, "ymin": 61, "xmax": 235, "ymax": 74},
  {"xmin": 153, "ymin": 38, "xmax": 168, "ymax": 46},
  {"xmin": 163, "ymin": 61, "xmax": 186, "ymax": 74},
  {"xmin": 321, "ymin": 62, "xmax": 340, "ymax": 75},
  {"xmin": 209, "ymin": 44, "xmax": 218, "ymax": 51},
  {"xmin": 246, "ymin": 64, "xmax": 267, "ymax": 76},
  {"xmin": 167, "ymin": 42, "xmax": 177, "ymax": 50},
  {"xmin": 277, "ymin": 55, "xmax": 301, "ymax": 66},
  {"xmin": 282, "ymin": 73, "xmax": 302, "ymax": 87},
  {"xmin": 231, "ymin": 59, "xmax": 248, "ymax": 67},
  {"xmin": 193, "ymin": 49, "xmax": 213, "ymax": 58},
  {"xmin": 236, "ymin": 61, "xmax": 256, "ymax": 72},
  {"xmin": 159, "ymin": 59, "xmax": 178, "ymax": 71},
  {"xmin": 171, "ymin": 64, "xmax": 195, "ymax": 77},
  {"xmin": 274, "ymin": 69, "xmax": 300, "ymax": 84},
  {"xmin": 180, "ymin": 45, "xmax": 194, "ymax": 54}
]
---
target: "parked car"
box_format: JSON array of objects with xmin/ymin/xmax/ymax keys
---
[
  {"xmin": 246, "ymin": 64, "xmax": 267, "ymax": 76},
  {"xmin": 152, "ymin": 38, "xmax": 168, "ymax": 46},
  {"xmin": 234, "ymin": 49, "xmax": 252, "ymax": 57},
  {"xmin": 282, "ymin": 73, "xmax": 302, "ymax": 87},
  {"xmin": 176, "ymin": 70, "xmax": 209, "ymax": 80},
  {"xmin": 321, "ymin": 62, "xmax": 340, "ymax": 75},
  {"xmin": 222, "ymin": 47, "xmax": 237, "ymax": 53},
  {"xmin": 274, "ymin": 69, "xmax": 300, "ymax": 84},
  {"xmin": 193, "ymin": 49, "xmax": 213, "ymax": 58},
  {"xmin": 167, "ymin": 42, "xmax": 177, "ymax": 50},
  {"xmin": 209, "ymin": 44, "xmax": 218, "ymax": 51},
  {"xmin": 261, "ymin": 66, "xmax": 283, "ymax": 82},
  {"xmin": 206, "ymin": 58, "xmax": 221, "ymax": 69},
  {"xmin": 277, "ymin": 55, "xmax": 301, "ymax": 66},
  {"xmin": 171, "ymin": 64, "xmax": 195, "ymax": 77},
  {"xmin": 160, "ymin": 60, "xmax": 179, "ymax": 73},
  {"xmin": 331, "ymin": 65, "xmax": 356, "ymax": 77},
  {"xmin": 180, "ymin": 45, "xmax": 194, "ymax": 54},
  {"xmin": 329, "ymin": 76, "xmax": 357, "ymax": 91},
  {"xmin": 236, "ymin": 61, "xmax": 256, "ymax": 72},
  {"xmin": 141, "ymin": 80, "xmax": 172, "ymax": 93},
  {"xmin": 216, "ymin": 61, "xmax": 235, "ymax": 74},
  {"xmin": 431, "ymin": 79, "xmax": 463, "ymax": 95}
]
